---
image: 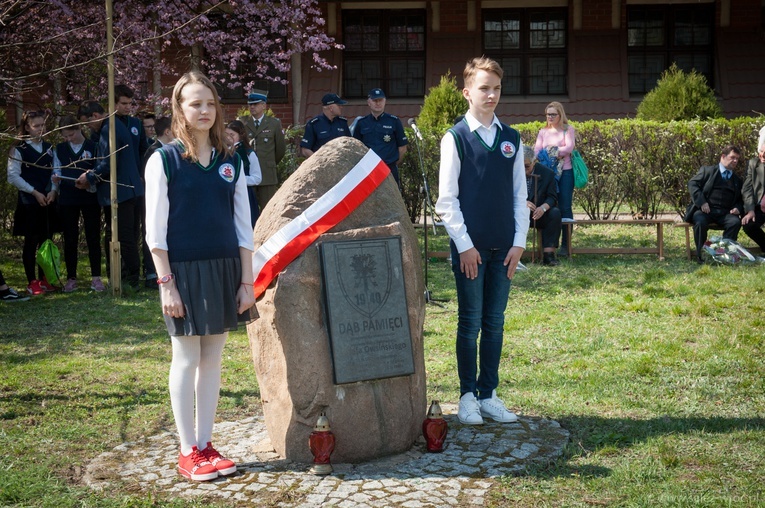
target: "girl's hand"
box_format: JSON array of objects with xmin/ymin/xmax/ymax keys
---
[
  {"xmin": 237, "ymin": 283, "xmax": 256, "ymax": 314},
  {"xmin": 160, "ymin": 283, "xmax": 185, "ymax": 318},
  {"xmin": 32, "ymin": 190, "xmax": 47, "ymax": 206}
]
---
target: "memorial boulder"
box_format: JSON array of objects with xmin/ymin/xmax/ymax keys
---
[{"xmin": 248, "ymin": 137, "xmax": 427, "ymax": 463}]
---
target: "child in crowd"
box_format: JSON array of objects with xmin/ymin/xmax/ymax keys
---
[
  {"xmin": 6, "ymin": 110, "xmax": 59, "ymax": 295},
  {"xmin": 435, "ymin": 57, "xmax": 528, "ymax": 426},
  {"xmin": 52, "ymin": 115, "xmax": 105, "ymax": 292},
  {"xmin": 225, "ymin": 120, "xmax": 262, "ymax": 227},
  {"xmin": 144, "ymin": 71, "xmax": 256, "ymax": 481}
]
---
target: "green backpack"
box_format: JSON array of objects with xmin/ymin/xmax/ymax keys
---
[{"xmin": 36, "ymin": 239, "xmax": 63, "ymax": 286}]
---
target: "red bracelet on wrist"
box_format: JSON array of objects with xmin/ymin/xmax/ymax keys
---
[{"xmin": 157, "ymin": 273, "xmax": 174, "ymax": 284}]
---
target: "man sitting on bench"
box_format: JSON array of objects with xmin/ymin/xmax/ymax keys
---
[
  {"xmin": 741, "ymin": 141, "xmax": 765, "ymax": 253},
  {"xmin": 523, "ymin": 146, "xmax": 562, "ymax": 266},
  {"xmin": 685, "ymin": 144, "xmax": 744, "ymax": 263}
]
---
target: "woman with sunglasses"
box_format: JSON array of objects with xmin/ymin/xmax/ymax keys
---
[{"xmin": 534, "ymin": 102, "xmax": 575, "ymax": 257}]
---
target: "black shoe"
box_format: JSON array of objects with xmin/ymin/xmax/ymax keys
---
[
  {"xmin": 543, "ymin": 252, "xmax": 560, "ymax": 266},
  {"xmin": 0, "ymin": 287, "xmax": 30, "ymax": 302}
]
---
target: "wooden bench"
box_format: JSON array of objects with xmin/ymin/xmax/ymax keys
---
[
  {"xmin": 674, "ymin": 222, "xmax": 762, "ymax": 260},
  {"xmin": 564, "ymin": 219, "xmax": 676, "ymax": 260}
]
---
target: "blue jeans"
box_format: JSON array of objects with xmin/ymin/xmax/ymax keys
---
[
  {"xmin": 557, "ymin": 169, "xmax": 574, "ymax": 248},
  {"xmin": 450, "ymin": 242, "xmax": 512, "ymax": 400}
]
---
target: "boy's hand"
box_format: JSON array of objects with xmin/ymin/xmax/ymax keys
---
[
  {"xmin": 459, "ymin": 248, "xmax": 482, "ymax": 280},
  {"xmin": 503, "ymin": 246, "xmax": 524, "ymax": 279}
]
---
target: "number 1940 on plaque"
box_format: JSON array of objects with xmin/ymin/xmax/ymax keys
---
[{"xmin": 319, "ymin": 237, "xmax": 415, "ymax": 384}]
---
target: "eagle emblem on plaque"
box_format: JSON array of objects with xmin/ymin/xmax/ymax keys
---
[{"xmin": 335, "ymin": 242, "xmax": 391, "ymax": 319}]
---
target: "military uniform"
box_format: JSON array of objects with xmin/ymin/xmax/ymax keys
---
[
  {"xmin": 353, "ymin": 112, "xmax": 408, "ymax": 184},
  {"xmin": 239, "ymin": 114, "xmax": 286, "ymax": 208}
]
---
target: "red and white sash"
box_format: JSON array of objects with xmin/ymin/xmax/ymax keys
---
[{"xmin": 252, "ymin": 150, "xmax": 390, "ymax": 298}]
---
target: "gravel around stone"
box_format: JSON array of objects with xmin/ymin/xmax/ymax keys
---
[{"xmin": 85, "ymin": 404, "xmax": 569, "ymax": 507}]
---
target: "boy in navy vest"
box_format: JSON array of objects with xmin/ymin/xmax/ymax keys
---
[
  {"xmin": 114, "ymin": 84, "xmax": 156, "ymax": 285},
  {"xmin": 435, "ymin": 57, "xmax": 528, "ymax": 425},
  {"xmin": 76, "ymin": 100, "xmax": 145, "ymax": 289}
]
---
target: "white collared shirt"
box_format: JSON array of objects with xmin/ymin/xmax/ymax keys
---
[
  {"xmin": 435, "ymin": 111, "xmax": 529, "ymax": 253},
  {"xmin": 7, "ymin": 140, "xmax": 45, "ymax": 194}
]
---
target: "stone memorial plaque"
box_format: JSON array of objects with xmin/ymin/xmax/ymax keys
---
[{"xmin": 319, "ymin": 237, "xmax": 415, "ymax": 384}]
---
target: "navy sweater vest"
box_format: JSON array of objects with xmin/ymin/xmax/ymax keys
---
[
  {"xmin": 56, "ymin": 140, "xmax": 98, "ymax": 206},
  {"xmin": 158, "ymin": 143, "xmax": 242, "ymax": 263},
  {"xmin": 449, "ymin": 120, "xmax": 520, "ymax": 250},
  {"xmin": 17, "ymin": 141, "xmax": 53, "ymax": 205}
]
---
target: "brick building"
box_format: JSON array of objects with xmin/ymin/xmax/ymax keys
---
[
  {"xmin": 6, "ymin": 1, "xmax": 765, "ymax": 129},
  {"xmin": 242, "ymin": 0, "xmax": 765, "ymax": 128}
]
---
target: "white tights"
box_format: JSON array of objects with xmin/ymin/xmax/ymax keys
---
[{"xmin": 169, "ymin": 333, "xmax": 227, "ymax": 456}]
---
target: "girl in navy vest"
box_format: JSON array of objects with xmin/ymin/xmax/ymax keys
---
[
  {"xmin": 145, "ymin": 71, "xmax": 256, "ymax": 482},
  {"xmin": 52, "ymin": 115, "xmax": 104, "ymax": 292},
  {"xmin": 6, "ymin": 110, "xmax": 58, "ymax": 295},
  {"xmin": 225, "ymin": 120, "xmax": 262, "ymax": 226}
]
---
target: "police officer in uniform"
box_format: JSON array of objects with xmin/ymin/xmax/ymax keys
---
[
  {"xmin": 300, "ymin": 93, "xmax": 351, "ymax": 158},
  {"xmin": 352, "ymin": 88, "xmax": 408, "ymax": 187},
  {"xmin": 238, "ymin": 91, "xmax": 286, "ymax": 209}
]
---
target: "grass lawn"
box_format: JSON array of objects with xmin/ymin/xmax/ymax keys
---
[{"xmin": 1, "ymin": 223, "xmax": 764, "ymax": 507}]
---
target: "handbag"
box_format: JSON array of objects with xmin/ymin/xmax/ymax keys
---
[
  {"xmin": 36, "ymin": 239, "xmax": 63, "ymax": 287},
  {"xmin": 571, "ymin": 149, "xmax": 589, "ymax": 189}
]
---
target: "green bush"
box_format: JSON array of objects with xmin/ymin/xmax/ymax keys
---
[
  {"xmin": 518, "ymin": 117, "xmax": 760, "ymax": 219},
  {"xmin": 415, "ymin": 73, "xmax": 467, "ymax": 135},
  {"xmin": 275, "ymin": 123, "xmax": 304, "ymax": 184},
  {"xmin": 399, "ymin": 74, "xmax": 467, "ymax": 223},
  {"xmin": 571, "ymin": 118, "xmax": 759, "ymax": 218},
  {"xmin": 636, "ymin": 63, "xmax": 722, "ymax": 121}
]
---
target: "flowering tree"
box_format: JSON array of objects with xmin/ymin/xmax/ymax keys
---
[{"xmin": 0, "ymin": 0, "xmax": 339, "ymax": 106}]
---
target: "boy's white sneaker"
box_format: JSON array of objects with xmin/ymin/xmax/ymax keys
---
[
  {"xmin": 458, "ymin": 392, "xmax": 484, "ymax": 425},
  {"xmin": 479, "ymin": 390, "xmax": 518, "ymax": 423}
]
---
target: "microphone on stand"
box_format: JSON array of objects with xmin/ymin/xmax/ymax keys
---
[{"xmin": 407, "ymin": 118, "xmax": 423, "ymax": 141}]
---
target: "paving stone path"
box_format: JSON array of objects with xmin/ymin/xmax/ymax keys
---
[{"xmin": 85, "ymin": 404, "xmax": 569, "ymax": 507}]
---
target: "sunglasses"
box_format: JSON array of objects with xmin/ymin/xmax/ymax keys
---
[{"xmin": 546, "ymin": 113, "xmax": 559, "ymax": 117}]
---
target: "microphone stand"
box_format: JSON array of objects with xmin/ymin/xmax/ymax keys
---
[{"xmin": 410, "ymin": 123, "xmax": 446, "ymax": 306}]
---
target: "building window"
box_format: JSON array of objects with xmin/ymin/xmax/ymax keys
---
[
  {"xmin": 483, "ymin": 8, "xmax": 567, "ymax": 96},
  {"xmin": 627, "ymin": 5, "xmax": 714, "ymax": 94},
  {"xmin": 342, "ymin": 10, "xmax": 426, "ymax": 99}
]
